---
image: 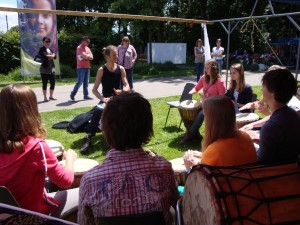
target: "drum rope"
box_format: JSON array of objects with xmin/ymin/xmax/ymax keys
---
[{"xmin": 195, "ymin": 163, "xmax": 300, "ymax": 225}]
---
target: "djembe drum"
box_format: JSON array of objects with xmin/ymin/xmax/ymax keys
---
[
  {"xmin": 45, "ymin": 139, "xmax": 64, "ymax": 161},
  {"xmin": 182, "ymin": 162, "xmax": 300, "ymax": 225},
  {"xmin": 170, "ymin": 158, "xmax": 188, "ymax": 186},
  {"xmin": 59, "ymin": 158, "xmax": 99, "ymax": 189},
  {"xmin": 235, "ymin": 113, "xmax": 259, "ymax": 129},
  {"xmin": 179, "ymin": 100, "xmax": 202, "ymax": 130}
]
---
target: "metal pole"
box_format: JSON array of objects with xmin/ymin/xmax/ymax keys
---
[
  {"xmin": 6, "ymin": 15, "xmax": 8, "ymax": 31},
  {"xmin": 225, "ymin": 22, "xmax": 231, "ymax": 89}
]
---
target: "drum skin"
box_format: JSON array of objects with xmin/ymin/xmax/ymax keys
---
[
  {"xmin": 235, "ymin": 113, "xmax": 259, "ymax": 129},
  {"xmin": 59, "ymin": 158, "xmax": 99, "ymax": 189},
  {"xmin": 170, "ymin": 158, "xmax": 188, "ymax": 186},
  {"xmin": 182, "ymin": 162, "xmax": 300, "ymax": 225}
]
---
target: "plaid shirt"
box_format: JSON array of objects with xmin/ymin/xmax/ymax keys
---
[{"xmin": 78, "ymin": 148, "xmax": 179, "ymax": 225}]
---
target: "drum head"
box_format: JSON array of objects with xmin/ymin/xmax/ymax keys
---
[
  {"xmin": 170, "ymin": 158, "xmax": 186, "ymax": 172},
  {"xmin": 182, "ymin": 169, "xmax": 221, "ymax": 225},
  {"xmin": 180, "ymin": 100, "xmax": 201, "ymax": 109},
  {"xmin": 59, "ymin": 158, "xmax": 99, "ymax": 173},
  {"xmin": 235, "ymin": 113, "xmax": 259, "ymax": 122}
]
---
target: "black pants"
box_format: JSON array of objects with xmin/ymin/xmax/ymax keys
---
[
  {"xmin": 41, "ymin": 73, "xmax": 55, "ymax": 90},
  {"xmin": 86, "ymin": 105, "xmax": 103, "ymax": 135}
]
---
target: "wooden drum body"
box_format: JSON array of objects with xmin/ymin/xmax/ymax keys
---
[
  {"xmin": 170, "ymin": 158, "xmax": 188, "ymax": 186},
  {"xmin": 182, "ymin": 162, "xmax": 300, "ymax": 225},
  {"xmin": 60, "ymin": 158, "xmax": 99, "ymax": 189},
  {"xmin": 179, "ymin": 100, "xmax": 202, "ymax": 130},
  {"xmin": 236, "ymin": 113, "xmax": 259, "ymax": 129}
]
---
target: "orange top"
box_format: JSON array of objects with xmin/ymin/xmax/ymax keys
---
[{"xmin": 201, "ymin": 131, "xmax": 256, "ymax": 166}]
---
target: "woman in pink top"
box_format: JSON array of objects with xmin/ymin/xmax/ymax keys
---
[
  {"xmin": 180, "ymin": 59, "xmax": 225, "ymax": 144},
  {"xmin": 0, "ymin": 84, "xmax": 78, "ymax": 218}
]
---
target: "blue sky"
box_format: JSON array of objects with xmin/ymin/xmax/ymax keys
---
[{"xmin": 0, "ymin": 0, "xmax": 18, "ymax": 32}]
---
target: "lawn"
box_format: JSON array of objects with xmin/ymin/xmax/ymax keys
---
[{"xmin": 41, "ymin": 85, "xmax": 263, "ymax": 164}]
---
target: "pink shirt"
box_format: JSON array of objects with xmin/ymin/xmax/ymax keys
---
[
  {"xmin": 0, "ymin": 137, "xmax": 74, "ymax": 215},
  {"xmin": 76, "ymin": 44, "xmax": 93, "ymax": 69},
  {"xmin": 117, "ymin": 44, "xmax": 137, "ymax": 69},
  {"xmin": 195, "ymin": 76, "xmax": 226, "ymax": 99}
]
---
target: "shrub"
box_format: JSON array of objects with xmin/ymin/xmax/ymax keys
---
[
  {"xmin": 8, "ymin": 67, "xmax": 22, "ymax": 81},
  {"xmin": 60, "ymin": 64, "xmax": 76, "ymax": 78}
]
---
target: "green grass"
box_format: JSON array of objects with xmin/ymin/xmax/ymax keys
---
[{"xmin": 41, "ymin": 86, "xmax": 263, "ymax": 164}]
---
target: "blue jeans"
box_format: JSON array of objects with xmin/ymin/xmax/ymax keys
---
[
  {"xmin": 71, "ymin": 68, "xmax": 90, "ymax": 98},
  {"xmin": 216, "ymin": 59, "xmax": 223, "ymax": 74},
  {"xmin": 120, "ymin": 67, "xmax": 134, "ymax": 90},
  {"xmin": 195, "ymin": 63, "xmax": 204, "ymax": 82},
  {"xmin": 189, "ymin": 109, "xmax": 204, "ymax": 135}
]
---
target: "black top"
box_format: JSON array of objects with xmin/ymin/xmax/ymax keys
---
[
  {"xmin": 225, "ymin": 84, "xmax": 253, "ymax": 113},
  {"xmin": 102, "ymin": 65, "xmax": 122, "ymax": 97}
]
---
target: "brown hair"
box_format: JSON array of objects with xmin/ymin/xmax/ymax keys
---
[
  {"xmin": 102, "ymin": 45, "xmax": 117, "ymax": 59},
  {"xmin": 229, "ymin": 63, "xmax": 246, "ymax": 92},
  {"xmin": 202, "ymin": 96, "xmax": 237, "ymax": 150},
  {"xmin": 122, "ymin": 36, "xmax": 130, "ymax": 44},
  {"xmin": 204, "ymin": 59, "xmax": 221, "ymax": 84},
  {"xmin": 101, "ymin": 92, "xmax": 153, "ymax": 151},
  {"xmin": 196, "ymin": 39, "xmax": 203, "ymax": 46},
  {"xmin": 0, "ymin": 85, "xmax": 46, "ymax": 154}
]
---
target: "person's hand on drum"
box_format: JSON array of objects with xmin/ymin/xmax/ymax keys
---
[
  {"xmin": 63, "ymin": 149, "xmax": 77, "ymax": 172},
  {"xmin": 183, "ymin": 150, "xmax": 200, "ymax": 169},
  {"xmin": 245, "ymin": 130, "xmax": 260, "ymax": 143},
  {"xmin": 188, "ymin": 87, "xmax": 197, "ymax": 95},
  {"xmin": 239, "ymin": 123, "xmax": 254, "ymax": 131},
  {"xmin": 239, "ymin": 101, "xmax": 259, "ymax": 111}
]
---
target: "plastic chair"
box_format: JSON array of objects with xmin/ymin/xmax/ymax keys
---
[
  {"xmin": 0, "ymin": 186, "xmax": 20, "ymax": 208},
  {"xmin": 164, "ymin": 83, "xmax": 194, "ymax": 129},
  {"xmin": 97, "ymin": 212, "xmax": 166, "ymax": 225}
]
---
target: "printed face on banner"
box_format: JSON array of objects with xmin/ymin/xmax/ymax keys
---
[{"xmin": 18, "ymin": 0, "xmax": 57, "ymax": 58}]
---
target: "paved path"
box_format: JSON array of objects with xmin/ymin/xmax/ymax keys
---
[{"xmin": 34, "ymin": 70, "xmax": 266, "ymax": 113}]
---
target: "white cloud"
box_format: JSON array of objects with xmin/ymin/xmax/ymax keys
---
[{"xmin": 0, "ymin": 3, "xmax": 18, "ymax": 32}]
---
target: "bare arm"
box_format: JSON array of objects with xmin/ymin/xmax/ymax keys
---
[
  {"xmin": 92, "ymin": 67, "xmax": 110, "ymax": 102},
  {"xmin": 114, "ymin": 66, "xmax": 130, "ymax": 94}
]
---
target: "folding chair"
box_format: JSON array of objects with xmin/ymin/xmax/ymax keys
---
[
  {"xmin": 164, "ymin": 83, "xmax": 194, "ymax": 129},
  {"xmin": 176, "ymin": 197, "xmax": 183, "ymax": 225},
  {"xmin": 0, "ymin": 186, "xmax": 20, "ymax": 208},
  {"xmin": 98, "ymin": 211, "xmax": 166, "ymax": 225}
]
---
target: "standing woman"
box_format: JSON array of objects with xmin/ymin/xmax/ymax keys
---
[
  {"xmin": 117, "ymin": 36, "xmax": 137, "ymax": 91},
  {"xmin": 38, "ymin": 37, "xmax": 56, "ymax": 102},
  {"xmin": 180, "ymin": 59, "xmax": 226, "ymax": 144},
  {"xmin": 211, "ymin": 38, "xmax": 224, "ymax": 75},
  {"xmin": 225, "ymin": 63, "xmax": 253, "ymax": 113},
  {"xmin": 194, "ymin": 39, "xmax": 205, "ymax": 82}
]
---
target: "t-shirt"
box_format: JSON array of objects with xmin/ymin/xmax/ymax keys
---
[
  {"xmin": 257, "ymin": 106, "xmax": 300, "ymax": 162},
  {"xmin": 201, "ymin": 131, "xmax": 257, "ymax": 166},
  {"xmin": 194, "ymin": 76, "xmax": 226, "ymax": 99},
  {"xmin": 76, "ymin": 44, "xmax": 93, "ymax": 69},
  {"xmin": 212, "ymin": 46, "xmax": 224, "ymax": 60}
]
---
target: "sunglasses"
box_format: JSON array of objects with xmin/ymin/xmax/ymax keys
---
[{"xmin": 45, "ymin": 41, "xmax": 50, "ymax": 43}]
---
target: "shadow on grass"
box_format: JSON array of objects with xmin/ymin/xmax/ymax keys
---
[
  {"xmin": 69, "ymin": 132, "xmax": 109, "ymax": 159},
  {"xmin": 162, "ymin": 126, "xmax": 184, "ymax": 133}
]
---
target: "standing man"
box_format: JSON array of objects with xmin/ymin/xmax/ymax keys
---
[
  {"xmin": 211, "ymin": 38, "xmax": 224, "ymax": 75},
  {"xmin": 70, "ymin": 36, "xmax": 93, "ymax": 101},
  {"xmin": 117, "ymin": 36, "xmax": 137, "ymax": 91}
]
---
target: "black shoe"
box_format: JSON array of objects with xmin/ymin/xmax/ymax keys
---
[
  {"xmin": 84, "ymin": 96, "xmax": 93, "ymax": 100},
  {"xmin": 80, "ymin": 136, "xmax": 91, "ymax": 154},
  {"xmin": 180, "ymin": 132, "xmax": 202, "ymax": 145}
]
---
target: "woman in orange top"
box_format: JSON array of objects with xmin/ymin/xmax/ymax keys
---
[{"xmin": 184, "ymin": 95, "xmax": 256, "ymax": 168}]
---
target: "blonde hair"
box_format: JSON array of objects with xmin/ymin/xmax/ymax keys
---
[
  {"xmin": 229, "ymin": 63, "xmax": 246, "ymax": 92},
  {"xmin": 0, "ymin": 85, "xmax": 46, "ymax": 153},
  {"xmin": 202, "ymin": 96, "xmax": 237, "ymax": 150}
]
